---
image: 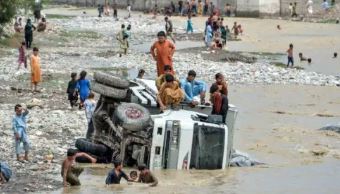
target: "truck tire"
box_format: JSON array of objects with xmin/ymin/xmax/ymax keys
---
[
  {"xmin": 92, "ymin": 82, "xmax": 127, "ymax": 99},
  {"xmin": 115, "ymin": 103, "xmax": 151, "ymax": 132},
  {"xmin": 75, "ymin": 138, "xmax": 108, "ymax": 157},
  {"xmin": 94, "ymin": 72, "xmax": 129, "ymax": 89}
]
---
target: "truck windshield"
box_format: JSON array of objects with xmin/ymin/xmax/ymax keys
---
[{"xmin": 190, "ymin": 124, "xmax": 225, "ymax": 169}]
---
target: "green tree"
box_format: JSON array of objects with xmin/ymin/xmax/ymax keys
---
[{"xmin": 0, "ymin": 0, "xmax": 20, "ymax": 25}]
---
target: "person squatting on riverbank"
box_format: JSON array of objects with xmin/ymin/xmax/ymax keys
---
[
  {"xmin": 287, "ymin": 44, "xmax": 294, "ymax": 67},
  {"xmin": 180, "ymin": 70, "xmax": 207, "ymax": 106},
  {"xmin": 76, "ymin": 70, "xmax": 91, "ymax": 109},
  {"xmin": 150, "ymin": 31, "xmax": 176, "ymax": 76},
  {"xmin": 62, "ymin": 149, "xmax": 96, "ymax": 187},
  {"xmin": 67, "ymin": 72, "xmax": 78, "ymax": 108},
  {"xmin": 12, "ymin": 104, "xmax": 30, "ymax": 161},
  {"xmin": 0, "ymin": 162, "xmax": 12, "ymax": 184},
  {"xmin": 105, "ymin": 160, "xmax": 133, "ymax": 185},
  {"xmin": 30, "ymin": 47, "xmax": 42, "ymax": 92},
  {"xmin": 84, "ymin": 92, "xmax": 96, "ymax": 139},
  {"xmin": 24, "ymin": 19, "xmax": 36, "ymax": 49}
]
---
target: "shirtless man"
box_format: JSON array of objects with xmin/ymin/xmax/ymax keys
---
[
  {"xmin": 137, "ymin": 164, "xmax": 158, "ymax": 187},
  {"xmin": 62, "ymin": 149, "xmax": 96, "ymax": 187}
]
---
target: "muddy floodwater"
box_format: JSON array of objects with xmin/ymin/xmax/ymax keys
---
[
  {"xmin": 51, "ymin": 85, "xmax": 340, "ymax": 194},
  {"xmin": 0, "ymin": 7, "xmax": 339, "ymax": 194}
]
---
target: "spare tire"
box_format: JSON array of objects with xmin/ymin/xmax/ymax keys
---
[
  {"xmin": 94, "ymin": 72, "xmax": 129, "ymax": 89},
  {"xmin": 114, "ymin": 103, "xmax": 151, "ymax": 132},
  {"xmin": 92, "ymin": 82, "xmax": 127, "ymax": 99},
  {"xmin": 75, "ymin": 138, "xmax": 108, "ymax": 157}
]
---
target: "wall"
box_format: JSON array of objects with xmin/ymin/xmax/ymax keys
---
[
  {"xmin": 236, "ymin": 0, "xmax": 260, "ymax": 17},
  {"xmin": 259, "ymin": 0, "xmax": 280, "ymax": 16}
]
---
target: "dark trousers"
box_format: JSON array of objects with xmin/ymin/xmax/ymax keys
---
[
  {"xmin": 86, "ymin": 119, "xmax": 94, "ymax": 140},
  {"xmin": 25, "ymin": 35, "xmax": 32, "ymax": 49},
  {"xmin": 287, "ymin": 56, "xmax": 294, "ymax": 67}
]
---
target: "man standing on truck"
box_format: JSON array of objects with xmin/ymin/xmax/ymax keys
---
[
  {"xmin": 180, "ymin": 70, "xmax": 207, "ymax": 106},
  {"xmin": 150, "ymin": 31, "xmax": 176, "ymax": 76}
]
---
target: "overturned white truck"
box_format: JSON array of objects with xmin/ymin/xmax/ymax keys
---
[{"xmin": 77, "ymin": 72, "xmax": 238, "ymax": 170}]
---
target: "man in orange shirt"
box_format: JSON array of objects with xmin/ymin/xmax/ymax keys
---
[{"xmin": 150, "ymin": 31, "xmax": 176, "ymax": 76}]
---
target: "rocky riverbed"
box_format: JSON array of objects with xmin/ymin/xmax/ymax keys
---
[{"xmin": 0, "ymin": 7, "xmax": 340, "ymax": 194}]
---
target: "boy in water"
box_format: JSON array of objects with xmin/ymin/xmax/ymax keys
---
[
  {"xmin": 62, "ymin": 149, "xmax": 96, "ymax": 187},
  {"xmin": 287, "ymin": 44, "xmax": 294, "ymax": 67},
  {"xmin": 299, "ymin": 53, "xmax": 307, "ymax": 61},
  {"xmin": 105, "ymin": 160, "xmax": 133, "ymax": 184},
  {"xmin": 137, "ymin": 164, "xmax": 158, "ymax": 187},
  {"xmin": 66, "ymin": 72, "xmax": 78, "ymax": 108},
  {"xmin": 12, "ymin": 104, "xmax": 30, "ymax": 161}
]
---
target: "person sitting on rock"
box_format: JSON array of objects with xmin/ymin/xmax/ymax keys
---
[
  {"xmin": 62, "ymin": 149, "xmax": 96, "ymax": 187},
  {"xmin": 299, "ymin": 53, "xmax": 307, "ymax": 61},
  {"xmin": 37, "ymin": 17, "xmax": 47, "ymax": 32},
  {"xmin": 14, "ymin": 17, "xmax": 23, "ymax": 33},
  {"xmin": 157, "ymin": 74, "xmax": 184, "ymax": 111},
  {"xmin": 155, "ymin": 65, "xmax": 179, "ymax": 90},
  {"xmin": 210, "ymin": 83, "xmax": 229, "ymax": 123},
  {"xmin": 105, "ymin": 160, "xmax": 133, "ymax": 185},
  {"xmin": 136, "ymin": 164, "xmax": 158, "ymax": 187},
  {"xmin": 0, "ymin": 161, "xmax": 12, "ymax": 184},
  {"xmin": 180, "ymin": 70, "xmax": 207, "ymax": 106}
]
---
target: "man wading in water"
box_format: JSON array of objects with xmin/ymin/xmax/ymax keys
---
[{"xmin": 150, "ymin": 31, "xmax": 176, "ymax": 76}]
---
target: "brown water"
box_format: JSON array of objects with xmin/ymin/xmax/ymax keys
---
[{"xmin": 48, "ymin": 85, "xmax": 340, "ymax": 194}]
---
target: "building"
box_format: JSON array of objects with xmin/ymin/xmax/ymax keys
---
[{"xmin": 51, "ymin": 0, "xmax": 326, "ymax": 17}]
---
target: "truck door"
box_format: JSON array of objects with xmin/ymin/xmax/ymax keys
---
[
  {"xmin": 162, "ymin": 120, "xmax": 180, "ymax": 169},
  {"xmin": 190, "ymin": 124, "xmax": 225, "ymax": 169}
]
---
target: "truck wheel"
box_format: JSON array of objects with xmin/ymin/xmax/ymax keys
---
[
  {"xmin": 75, "ymin": 138, "xmax": 108, "ymax": 157},
  {"xmin": 115, "ymin": 103, "xmax": 151, "ymax": 132},
  {"xmin": 92, "ymin": 82, "xmax": 127, "ymax": 99},
  {"xmin": 94, "ymin": 72, "xmax": 130, "ymax": 89}
]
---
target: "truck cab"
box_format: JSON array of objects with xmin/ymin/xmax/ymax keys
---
[{"xmin": 127, "ymin": 79, "xmax": 238, "ymax": 170}]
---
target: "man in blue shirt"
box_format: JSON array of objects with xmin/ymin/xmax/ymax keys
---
[
  {"xmin": 180, "ymin": 70, "xmax": 207, "ymax": 105},
  {"xmin": 12, "ymin": 104, "xmax": 30, "ymax": 161},
  {"xmin": 105, "ymin": 160, "xmax": 132, "ymax": 184}
]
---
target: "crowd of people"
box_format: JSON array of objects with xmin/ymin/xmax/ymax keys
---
[
  {"xmin": 289, "ymin": 0, "xmax": 337, "ymax": 18},
  {"xmin": 150, "ymin": 30, "xmax": 229, "ymax": 118},
  {"xmin": 164, "ymin": 0, "xmax": 235, "ymax": 17}
]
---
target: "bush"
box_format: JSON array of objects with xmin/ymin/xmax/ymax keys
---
[{"xmin": 0, "ymin": 1, "xmax": 18, "ymax": 25}]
